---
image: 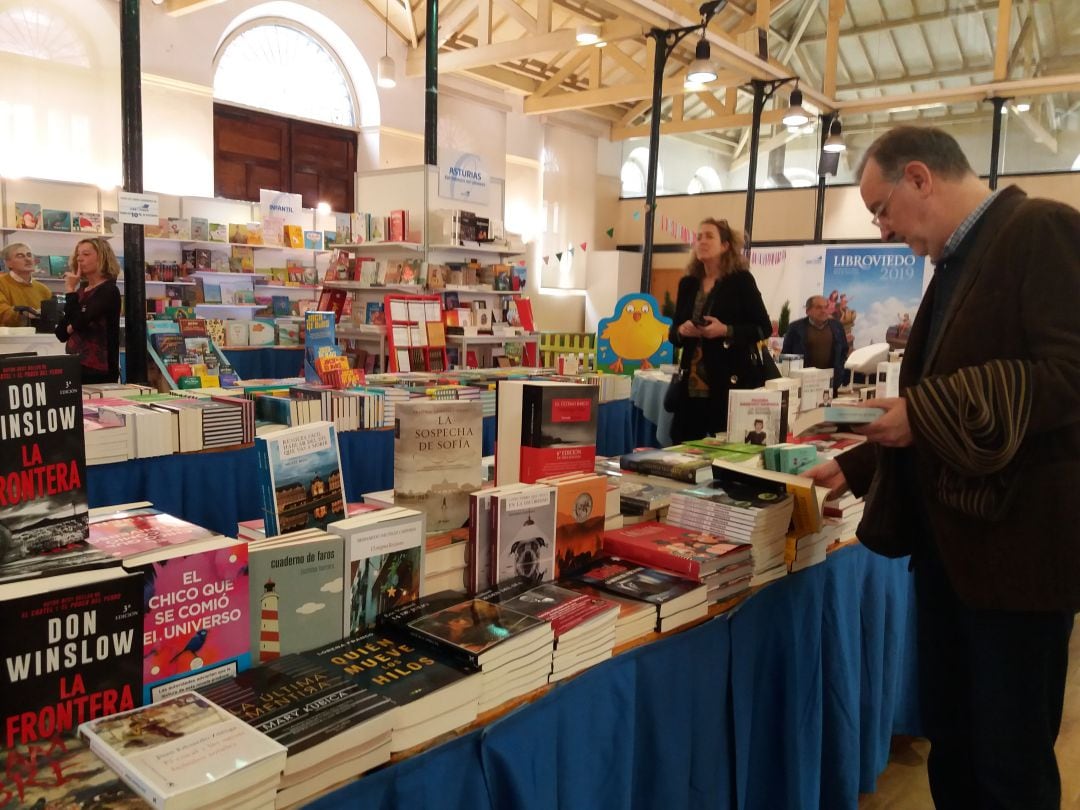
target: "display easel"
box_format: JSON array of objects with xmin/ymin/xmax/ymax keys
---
[{"xmin": 384, "ymin": 293, "xmax": 448, "ymax": 372}]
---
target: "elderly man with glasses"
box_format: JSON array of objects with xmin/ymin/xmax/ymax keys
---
[
  {"xmin": 806, "ymin": 126, "xmax": 1080, "ymax": 810},
  {"xmin": 0, "ymin": 242, "xmax": 54, "ymax": 326}
]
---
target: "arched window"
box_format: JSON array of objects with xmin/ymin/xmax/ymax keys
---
[
  {"xmin": 780, "ymin": 167, "xmax": 817, "ymax": 188},
  {"xmin": 214, "ymin": 22, "xmax": 356, "ymax": 126},
  {"xmin": 687, "ymin": 166, "xmax": 722, "ymax": 194},
  {"xmin": 621, "ymin": 147, "xmax": 663, "ymax": 197},
  {"xmin": 0, "ymin": 7, "xmax": 89, "ymax": 66}
]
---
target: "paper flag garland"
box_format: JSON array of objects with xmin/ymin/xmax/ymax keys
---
[
  {"xmin": 632, "ymin": 211, "xmax": 641, "ymax": 221},
  {"xmin": 542, "ymin": 255, "xmax": 550, "ymax": 264},
  {"xmin": 605, "ymin": 228, "xmax": 614, "ymax": 238},
  {"xmin": 580, "ymin": 242, "xmax": 587, "ymax": 251},
  {"xmin": 555, "ymin": 252, "xmax": 563, "ymax": 261}
]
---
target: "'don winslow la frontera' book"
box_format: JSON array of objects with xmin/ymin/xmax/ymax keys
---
[
  {"xmin": 0, "ymin": 354, "xmax": 89, "ymax": 578},
  {"xmin": 1, "ymin": 567, "xmax": 144, "ymax": 757}
]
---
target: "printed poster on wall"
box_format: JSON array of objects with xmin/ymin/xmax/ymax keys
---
[
  {"xmin": 438, "ymin": 149, "xmax": 489, "ymax": 205},
  {"xmin": 822, "ymin": 246, "xmax": 928, "ymax": 351}
]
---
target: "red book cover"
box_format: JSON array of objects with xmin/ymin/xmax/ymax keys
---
[
  {"xmin": 601, "ymin": 521, "xmax": 751, "ymax": 579},
  {"xmin": 518, "ymin": 384, "xmax": 598, "ymax": 483},
  {"xmin": 88, "ymin": 509, "xmax": 216, "ymax": 557}
]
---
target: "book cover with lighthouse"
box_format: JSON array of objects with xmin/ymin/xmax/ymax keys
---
[
  {"xmin": 246, "ymin": 530, "xmax": 345, "ymax": 663},
  {"xmin": 129, "ymin": 538, "xmax": 250, "ymax": 704}
]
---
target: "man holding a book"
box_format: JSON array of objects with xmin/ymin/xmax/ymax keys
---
[
  {"xmin": 805, "ymin": 126, "xmax": 1080, "ymax": 810},
  {"xmin": 0, "ymin": 242, "xmax": 54, "ymax": 326}
]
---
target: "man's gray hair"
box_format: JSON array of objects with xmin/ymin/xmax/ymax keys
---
[{"xmin": 856, "ymin": 126, "xmax": 975, "ymax": 183}]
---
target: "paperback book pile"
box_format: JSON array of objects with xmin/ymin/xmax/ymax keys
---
[
  {"xmin": 489, "ymin": 578, "xmax": 619, "ymax": 683},
  {"xmin": 786, "ymin": 519, "xmax": 842, "ymax": 573},
  {"xmin": 307, "ymin": 628, "xmax": 481, "ymax": 754},
  {"xmin": 618, "ymin": 448, "xmax": 713, "ymax": 484},
  {"xmin": 574, "ymin": 557, "xmax": 709, "ymax": 633},
  {"xmin": 327, "ymin": 507, "xmax": 426, "ymax": 635},
  {"xmin": 823, "ymin": 492, "xmax": 864, "ymax": 541},
  {"xmin": 601, "ymin": 521, "xmax": 754, "ymax": 604},
  {"xmin": 238, "ymin": 502, "xmax": 381, "ymax": 542},
  {"xmin": 560, "ymin": 580, "xmax": 656, "ymax": 646},
  {"xmin": 84, "ymin": 398, "xmax": 178, "ymax": 458},
  {"xmin": 199, "ymin": 654, "xmax": 395, "ymax": 809},
  {"xmin": 79, "ymin": 692, "xmax": 287, "ymax": 810},
  {"xmin": 665, "ymin": 480, "xmax": 793, "ymax": 587},
  {"xmin": 381, "ymin": 590, "xmax": 555, "ymax": 712}
]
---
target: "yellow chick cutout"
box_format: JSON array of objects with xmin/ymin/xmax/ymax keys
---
[{"xmin": 598, "ymin": 293, "xmax": 674, "ymax": 374}]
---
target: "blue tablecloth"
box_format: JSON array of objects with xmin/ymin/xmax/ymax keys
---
[
  {"xmin": 481, "ymin": 399, "xmax": 639, "ymax": 458},
  {"xmin": 86, "ymin": 429, "xmax": 395, "ymax": 537},
  {"xmin": 308, "ymin": 544, "xmax": 919, "ymax": 810},
  {"xmin": 222, "ymin": 347, "xmax": 305, "ymax": 380},
  {"xmin": 632, "ymin": 374, "xmax": 674, "ymax": 447}
]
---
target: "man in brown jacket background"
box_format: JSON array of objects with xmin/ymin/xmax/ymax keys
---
[{"xmin": 806, "ymin": 126, "xmax": 1080, "ymax": 809}]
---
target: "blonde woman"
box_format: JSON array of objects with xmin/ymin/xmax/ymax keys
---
[
  {"xmin": 668, "ymin": 218, "xmax": 771, "ymax": 443},
  {"xmin": 56, "ymin": 237, "xmax": 122, "ymax": 384}
]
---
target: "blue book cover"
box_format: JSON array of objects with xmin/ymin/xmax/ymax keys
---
[
  {"xmin": 303, "ymin": 310, "xmax": 341, "ymax": 382},
  {"xmin": 255, "ymin": 421, "xmax": 347, "ymax": 537}
]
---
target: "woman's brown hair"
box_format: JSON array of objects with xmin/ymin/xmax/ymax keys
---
[
  {"xmin": 71, "ymin": 238, "xmax": 121, "ymax": 280},
  {"xmin": 686, "ymin": 217, "xmax": 748, "ymax": 281}
]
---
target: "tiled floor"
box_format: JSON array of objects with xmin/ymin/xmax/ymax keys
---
[{"xmin": 858, "ymin": 625, "xmax": 1080, "ymax": 809}]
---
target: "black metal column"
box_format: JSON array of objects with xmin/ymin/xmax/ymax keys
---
[
  {"xmin": 988, "ymin": 96, "xmax": 1006, "ymax": 190},
  {"xmin": 424, "ymin": 0, "xmax": 439, "ymax": 166},
  {"xmin": 814, "ymin": 112, "xmax": 834, "ymax": 242},
  {"xmin": 742, "ymin": 79, "xmax": 767, "ymax": 254},
  {"xmin": 120, "ymin": 0, "xmax": 147, "ymax": 384},
  {"xmin": 640, "ymin": 29, "xmax": 668, "ymax": 294}
]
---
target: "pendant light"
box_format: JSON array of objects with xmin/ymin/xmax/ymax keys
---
[
  {"xmin": 823, "ymin": 118, "xmax": 846, "ymax": 153},
  {"xmin": 685, "ymin": 37, "xmax": 717, "ymax": 85},
  {"xmin": 782, "ymin": 84, "xmax": 810, "ymax": 127},
  {"xmin": 377, "ymin": 0, "xmax": 396, "ymax": 89}
]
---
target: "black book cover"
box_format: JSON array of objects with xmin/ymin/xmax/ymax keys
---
[
  {"xmin": 1, "ymin": 570, "xmax": 143, "ymax": 754},
  {"xmin": 0, "ymin": 355, "xmax": 89, "ymax": 578},
  {"xmin": 198, "ymin": 653, "xmax": 393, "ymax": 758}
]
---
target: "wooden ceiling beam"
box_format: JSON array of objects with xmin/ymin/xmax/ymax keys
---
[
  {"xmin": 163, "ymin": 0, "xmax": 228, "ymax": 15},
  {"xmin": 835, "ymin": 73, "xmax": 1080, "ymax": 115},
  {"xmin": 798, "ymin": 0, "xmax": 999, "ymax": 42},
  {"xmin": 611, "ymin": 107, "xmax": 790, "ymax": 140},
  {"xmin": 823, "ymin": 0, "xmax": 845, "ymax": 98},
  {"xmin": 993, "ymin": 0, "xmax": 1014, "ymax": 81},
  {"xmin": 435, "ymin": 0, "xmax": 478, "ymax": 46},
  {"xmin": 525, "ymin": 70, "xmax": 745, "ymax": 113}
]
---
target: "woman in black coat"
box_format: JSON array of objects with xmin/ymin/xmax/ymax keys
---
[
  {"xmin": 56, "ymin": 237, "xmax": 122, "ymax": 385},
  {"xmin": 668, "ymin": 218, "xmax": 772, "ymax": 443}
]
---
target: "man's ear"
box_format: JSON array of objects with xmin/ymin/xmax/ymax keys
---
[{"xmin": 906, "ymin": 161, "xmax": 933, "ymax": 194}]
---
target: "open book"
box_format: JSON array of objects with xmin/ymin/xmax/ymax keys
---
[{"xmin": 710, "ymin": 459, "xmax": 828, "ymax": 538}]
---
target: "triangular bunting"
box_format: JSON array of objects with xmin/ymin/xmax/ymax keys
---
[
  {"xmin": 555, "ymin": 252, "xmax": 563, "ymax": 262},
  {"xmin": 605, "ymin": 227, "xmax": 614, "ymax": 238},
  {"xmin": 568, "ymin": 247, "xmax": 575, "ymax": 256},
  {"xmin": 632, "ymin": 211, "xmax": 641, "ymax": 221},
  {"xmin": 579, "ymin": 242, "xmax": 587, "ymax": 251},
  {"xmin": 542, "ymin": 255, "xmax": 550, "ymax": 264}
]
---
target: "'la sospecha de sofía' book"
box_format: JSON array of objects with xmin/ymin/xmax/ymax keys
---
[{"xmin": 0, "ymin": 354, "xmax": 89, "ymax": 576}]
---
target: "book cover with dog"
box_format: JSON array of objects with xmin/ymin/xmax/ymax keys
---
[{"xmin": 490, "ymin": 485, "xmax": 556, "ymax": 587}]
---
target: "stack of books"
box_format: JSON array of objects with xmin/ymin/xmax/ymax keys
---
[
  {"xmin": 485, "ymin": 578, "xmax": 619, "ymax": 683},
  {"xmin": 78, "ymin": 692, "xmax": 288, "ymax": 810},
  {"xmin": 786, "ymin": 519, "xmax": 842, "ymax": 573},
  {"xmin": 601, "ymin": 520, "xmax": 754, "ymax": 604},
  {"xmin": 199, "ymin": 656, "xmax": 395, "ymax": 809},
  {"xmin": 381, "ymin": 591, "xmax": 555, "ymax": 713},
  {"xmin": 307, "ymin": 628, "xmax": 481, "ymax": 754},
  {"xmin": 574, "ymin": 557, "xmax": 709, "ymax": 633},
  {"xmin": 664, "ymin": 480, "xmax": 794, "ymax": 586},
  {"xmin": 823, "ymin": 492, "xmax": 864, "ymax": 541}
]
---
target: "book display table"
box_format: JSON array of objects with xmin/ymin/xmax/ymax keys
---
[
  {"xmin": 222, "ymin": 346, "xmax": 305, "ymax": 379},
  {"xmin": 304, "ymin": 543, "xmax": 919, "ymax": 810},
  {"xmin": 86, "ymin": 429, "xmax": 394, "ymax": 537}
]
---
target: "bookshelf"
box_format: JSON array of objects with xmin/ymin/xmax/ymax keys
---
[{"xmin": 384, "ymin": 294, "xmax": 447, "ymax": 373}]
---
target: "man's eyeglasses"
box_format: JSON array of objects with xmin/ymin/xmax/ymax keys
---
[{"xmin": 870, "ymin": 181, "xmax": 900, "ymax": 227}]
